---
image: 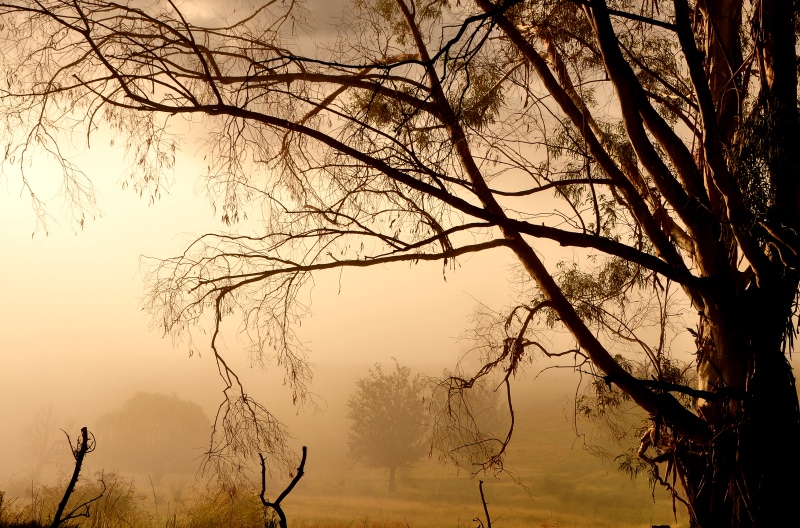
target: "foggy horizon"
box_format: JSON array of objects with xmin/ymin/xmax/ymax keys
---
[
  {"xmin": 4, "ymin": 1, "xmax": 791, "ymax": 526},
  {"xmin": 1, "ymin": 152, "xmax": 677, "ymax": 525}
]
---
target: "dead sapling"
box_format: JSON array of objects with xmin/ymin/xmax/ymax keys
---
[
  {"xmin": 50, "ymin": 427, "xmax": 105, "ymax": 528},
  {"xmin": 473, "ymin": 480, "xmax": 492, "ymax": 528},
  {"xmin": 259, "ymin": 446, "xmax": 307, "ymax": 528}
]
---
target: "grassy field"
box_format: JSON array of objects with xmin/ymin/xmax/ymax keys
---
[
  {"xmin": 282, "ymin": 414, "xmax": 685, "ymax": 527},
  {"xmin": 270, "ymin": 380, "xmax": 687, "ymax": 528},
  {"xmin": 1, "ymin": 466, "xmax": 683, "ymax": 528},
  {"xmin": 1, "ymin": 385, "xmax": 687, "ymax": 528}
]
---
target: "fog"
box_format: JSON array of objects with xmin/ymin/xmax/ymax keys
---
[
  {"xmin": 0, "ymin": 144, "xmax": 686, "ymax": 527},
  {"xmin": 0, "ymin": 10, "xmax": 687, "ymax": 523}
]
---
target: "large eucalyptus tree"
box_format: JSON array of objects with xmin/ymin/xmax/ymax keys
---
[{"xmin": 1, "ymin": 1, "xmax": 797, "ymax": 525}]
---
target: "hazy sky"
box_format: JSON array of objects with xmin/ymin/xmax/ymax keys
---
[
  {"xmin": 0, "ymin": 10, "xmax": 714, "ymax": 528},
  {"xmin": 0, "ymin": 0, "xmax": 531, "ymax": 481},
  {"xmin": 0, "ymin": 126, "xmax": 526, "ymax": 478},
  {"xmin": 0, "ymin": 0, "xmax": 683, "ymax": 490}
]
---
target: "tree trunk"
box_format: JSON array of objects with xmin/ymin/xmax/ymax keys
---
[
  {"xmin": 688, "ymin": 287, "xmax": 800, "ymax": 527},
  {"xmin": 685, "ymin": 355, "xmax": 800, "ymax": 527}
]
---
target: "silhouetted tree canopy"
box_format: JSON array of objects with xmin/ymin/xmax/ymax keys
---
[
  {"xmin": 1, "ymin": 1, "xmax": 799, "ymax": 525},
  {"xmin": 95, "ymin": 393, "xmax": 210, "ymax": 483},
  {"xmin": 347, "ymin": 362, "xmax": 426, "ymax": 492}
]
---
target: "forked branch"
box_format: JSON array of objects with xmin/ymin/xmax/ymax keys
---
[{"xmin": 259, "ymin": 446, "xmax": 308, "ymax": 528}]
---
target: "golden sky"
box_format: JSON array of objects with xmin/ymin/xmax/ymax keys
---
[{"xmin": 0, "ymin": 136, "xmax": 519, "ymax": 476}]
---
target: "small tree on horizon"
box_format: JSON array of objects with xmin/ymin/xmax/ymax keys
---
[{"xmin": 346, "ymin": 362, "xmax": 427, "ymax": 492}]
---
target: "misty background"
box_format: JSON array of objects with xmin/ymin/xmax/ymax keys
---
[
  {"xmin": 0, "ymin": 5, "xmax": 692, "ymax": 523},
  {"xmin": 0, "ymin": 139, "xmax": 687, "ymax": 527}
]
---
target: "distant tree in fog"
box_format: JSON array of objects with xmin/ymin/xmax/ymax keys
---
[
  {"xmin": 95, "ymin": 393, "xmax": 210, "ymax": 483},
  {"xmin": 23, "ymin": 407, "xmax": 73, "ymax": 484},
  {"xmin": 346, "ymin": 362, "xmax": 426, "ymax": 492}
]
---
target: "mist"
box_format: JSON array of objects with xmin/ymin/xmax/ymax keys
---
[
  {"xmin": 1, "ymin": 161, "xmax": 683, "ymax": 527},
  {"xmin": 0, "ymin": 163, "xmax": 683, "ymax": 527},
  {"xmin": 0, "ymin": 4, "xmax": 693, "ymax": 527}
]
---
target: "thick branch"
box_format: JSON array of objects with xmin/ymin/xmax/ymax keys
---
[
  {"xmin": 505, "ymin": 235, "xmax": 710, "ymax": 442},
  {"xmin": 179, "ymin": 102, "xmax": 700, "ymax": 286},
  {"xmin": 477, "ymin": 0, "xmax": 701, "ymax": 297},
  {"xmin": 586, "ymin": 1, "xmax": 716, "ymax": 249},
  {"xmin": 672, "ymin": 0, "xmax": 772, "ymax": 280}
]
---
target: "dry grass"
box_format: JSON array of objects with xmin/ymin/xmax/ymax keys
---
[
  {"xmin": 0, "ymin": 474, "xmax": 687, "ymax": 528},
  {"xmin": 1, "ymin": 466, "xmax": 685, "ymax": 528},
  {"xmin": 1, "ymin": 395, "xmax": 688, "ymax": 528}
]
